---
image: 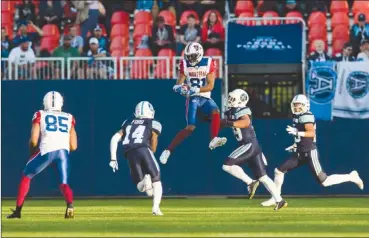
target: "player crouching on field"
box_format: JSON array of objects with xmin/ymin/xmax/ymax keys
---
[
  {"xmin": 7, "ymin": 91, "xmax": 77, "ymax": 219},
  {"xmin": 109, "ymin": 101, "xmax": 164, "ymax": 216},
  {"xmin": 261, "ymin": 94, "xmax": 364, "ymax": 207},
  {"xmin": 221, "ymin": 89, "xmax": 287, "ymax": 211}
]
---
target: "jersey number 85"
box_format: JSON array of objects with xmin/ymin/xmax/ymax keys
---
[{"xmin": 45, "ymin": 115, "xmax": 69, "ymax": 133}]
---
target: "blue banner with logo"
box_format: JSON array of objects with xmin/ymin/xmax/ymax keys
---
[
  {"xmin": 226, "ymin": 22, "xmax": 303, "ymax": 64},
  {"xmin": 306, "ymin": 61, "xmax": 337, "ymax": 121}
]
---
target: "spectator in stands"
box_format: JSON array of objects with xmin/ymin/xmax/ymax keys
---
[
  {"xmin": 332, "ymin": 42, "xmax": 356, "ymax": 62},
  {"xmin": 201, "ymin": 11, "xmax": 225, "ymax": 52},
  {"xmin": 176, "ymin": 0, "xmax": 203, "ymax": 22},
  {"xmin": 200, "ymin": 0, "xmax": 225, "ymax": 17},
  {"xmin": 82, "ymin": 37, "xmax": 108, "ymax": 79},
  {"xmin": 305, "ymin": 0, "xmax": 327, "ymax": 14},
  {"xmin": 178, "ymin": 14, "xmax": 201, "ymax": 54},
  {"xmin": 75, "ymin": 0, "xmax": 102, "ymax": 40},
  {"xmin": 1, "ymin": 27, "xmax": 11, "ymax": 59},
  {"xmin": 151, "ymin": 16, "xmax": 176, "ymax": 55},
  {"xmin": 87, "ymin": 25, "xmax": 109, "ymax": 52},
  {"xmin": 12, "ymin": 20, "xmax": 44, "ymax": 52},
  {"xmin": 350, "ymin": 13, "xmax": 369, "ymax": 56},
  {"xmin": 308, "ymin": 39, "xmax": 331, "ymax": 62},
  {"xmin": 157, "ymin": 0, "xmax": 176, "ymax": 20},
  {"xmin": 259, "ymin": 0, "xmax": 279, "ymax": 14},
  {"xmin": 102, "ymin": 0, "xmax": 127, "ymax": 35},
  {"xmin": 39, "ymin": 0, "xmax": 64, "ymax": 27},
  {"xmin": 60, "ymin": 25, "xmax": 84, "ymax": 54},
  {"xmin": 279, "ymin": 0, "xmax": 303, "ymax": 16},
  {"xmin": 135, "ymin": 0, "xmax": 154, "ymax": 13},
  {"xmin": 357, "ymin": 40, "xmax": 369, "ymax": 61},
  {"xmin": 14, "ymin": 0, "xmax": 36, "ymax": 27},
  {"xmin": 61, "ymin": 0, "xmax": 77, "ymax": 32},
  {"xmin": 8, "ymin": 36, "xmax": 36, "ymax": 80},
  {"xmin": 53, "ymin": 34, "xmax": 80, "ymax": 79}
]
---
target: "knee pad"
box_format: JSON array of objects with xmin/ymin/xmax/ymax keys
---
[{"xmin": 222, "ymin": 164, "xmax": 231, "ymax": 172}]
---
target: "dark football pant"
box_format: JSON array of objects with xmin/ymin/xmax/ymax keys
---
[
  {"xmin": 277, "ymin": 149, "xmax": 327, "ymax": 184},
  {"xmin": 224, "ymin": 143, "xmax": 267, "ymax": 179},
  {"xmin": 126, "ymin": 147, "xmax": 161, "ymax": 184}
]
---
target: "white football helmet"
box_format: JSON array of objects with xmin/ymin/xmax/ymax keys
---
[
  {"xmin": 227, "ymin": 89, "xmax": 249, "ymax": 108},
  {"xmin": 135, "ymin": 101, "xmax": 155, "ymax": 119},
  {"xmin": 291, "ymin": 94, "xmax": 310, "ymax": 115},
  {"xmin": 43, "ymin": 91, "xmax": 63, "ymax": 111},
  {"xmin": 184, "ymin": 42, "xmax": 204, "ymax": 66}
]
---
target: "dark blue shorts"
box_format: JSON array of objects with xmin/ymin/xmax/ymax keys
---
[
  {"xmin": 186, "ymin": 96, "xmax": 219, "ymax": 126},
  {"xmin": 24, "ymin": 149, "xmax": 70, "ymax": 184}
]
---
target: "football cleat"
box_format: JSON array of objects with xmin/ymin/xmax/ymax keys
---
[
  {"xmin": 152, "ymin": 208, "xmax": 164, "ymax": 216},
  {"xmin": 65, "ymin": 207, "xmax": 74, "ymax": 219},
  {"xmin": 144, "ymin": 174, "xmax": 153, "ymax": 197},
  {"xmin": 274, "ymin": 200, "xmax": 288, "ymax": 211},
  {"xmin": 261, "ymin": 198, "xmax": 277, "ymax": 207},
  {"xmin": 247, "ymin": 180, "xmax": 260, "ymax": 200},
  {"xmin": 350, "ymin": 170, "xmax": 364, "ymax": 190},
  {"xmin": 159, "ymin": 150, "xmax": 171, "ymax": 164},
  {"xmin": 6, "ymin": 209, "xmax": 21, "ymax": 219},
  {"xmin": 209, "ymin": 137, "xmax": 227, "ymax": 150}
]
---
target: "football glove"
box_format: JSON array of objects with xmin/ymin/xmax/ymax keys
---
[
  {"xmin": 286, "ymin": 126, "xmax": 298, "ymax": 136},
  {"xmin": 173, "ymin": 84, "xmax": 182, "ymax": 93},
  {"xmin": 188, "ymin": 86, "xmax": 200, "ymax": 96},
  {"xmin": 109, "ymin": 160, "xmax": 118, "ymax": 173},
  {"xmin": 285, "ymin": 144, "xmax": 297, "ymax": 153}
]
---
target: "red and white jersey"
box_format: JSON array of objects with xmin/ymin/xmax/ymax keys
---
[
  {"xmin": 32, "ymin": 110, "xmax": 75, "ymax": 155},
  {"xmin": 180, "ymin": 57, "xmax": 216, "ymax": 98}
]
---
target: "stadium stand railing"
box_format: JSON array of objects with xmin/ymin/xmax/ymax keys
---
[{"xmin": 1, "ymin": 56, "xmax": 224, "ymax": 80}]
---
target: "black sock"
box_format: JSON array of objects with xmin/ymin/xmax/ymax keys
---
[
  {"xmin": 67, "ymin": 203, "xmax": 74, "ymax": 209},
  {"xmin": 16, "ymin": 205, "xmax": 23, "ymax": 212}
]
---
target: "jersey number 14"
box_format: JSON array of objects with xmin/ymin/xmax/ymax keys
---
[{"xmin": 122, "ymin": 125, "xmax": 146, "ymax": 145}]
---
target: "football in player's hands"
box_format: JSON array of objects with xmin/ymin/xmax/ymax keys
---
[{"xmin": 180, "ymin": 84, "xmax": 190, "ymax": 96}]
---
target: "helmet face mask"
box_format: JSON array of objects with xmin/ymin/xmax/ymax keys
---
[
  {"xmin": 184, "ymin": 42, "xmax": 204, "ymax": 66},
  {"xmin": 227, "ymin": 89, "xmax": 249, "ymax": 108},
  {"xmin": 185, "ymin": 53, "xmax": 199, "ymax": 65},
  {"xmin": 291, "ymin": 94, "xmax": 309, "ymax": 115}
]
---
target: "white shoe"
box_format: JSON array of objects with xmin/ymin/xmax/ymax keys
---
[
  {"xmin": 261, "ymin": 198, "xmax": 276, "ymax": 207},
  {"xmin": 350, "ymin": 170, "xmax": 364, "ymax": 190},
  {"xmin": 209, "ymin": 137, "xmax": 227, "ymax": 150},
  {"xmin": 160, "ymin": 150, "xmax": 171, "ymax": 164},
  {"xmin": 152, "ymin": 208, "xmax": 164, "ymax": 216},
  {"xmin": 144, "ymin": 174, "xmax": 153, "ymax": 197}
]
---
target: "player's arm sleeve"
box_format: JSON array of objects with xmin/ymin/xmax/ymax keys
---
[
  {"xmin": 32, "ymin": 111, "xmax": 41, "ymax": 124},
  {"xmin": 151, "ymin": 120, "xmax": 162, "ymax": 136},
  {"xmin": 299, "ymin": 114, "xmax": 315, "ymax": 124},
  {"xmin": 209, "ymin": 58, "xmax": 216, "ymax": 74},
  {"xmin": 110, "ymin": 129, "xmax": 123, "ymax": 161}
]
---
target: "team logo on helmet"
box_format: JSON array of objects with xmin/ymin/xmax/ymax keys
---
[
  {"xmin": 346, "ymin": 71, "xmax": 369, "ymax": 99},
  {"xmin": 240, "ymin": 93, "xmax": 247, "ymax": 102},
  {"xmin": 308, "ymin": 66, "xmax": 336, "ymax": 104}
]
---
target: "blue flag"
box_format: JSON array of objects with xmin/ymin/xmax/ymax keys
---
[{"xmin": 306, "ymin": 61, "xmax": 337, "ymax": 121}]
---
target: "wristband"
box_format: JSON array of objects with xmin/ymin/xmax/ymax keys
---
[{"xmin": 297, "ymin": 131, "xmax": 306, "ymax": 137}]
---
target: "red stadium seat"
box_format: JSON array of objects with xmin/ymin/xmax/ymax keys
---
[
  {"xmin": 308, "ymin": 24, "xmax": 327, "ymax": 42},
  {"xmin": 63, "ymin": 24, "xmax": 81, "ymax": 35},
  {"xmin": 234, "ymin": 0, "xmax": 254, "ymax": 16},
  {"xmin": 110, "ymin": 36, "xmax": 129, "ymax": 52},
  {"xmin": 332, "ymin": 39, "xmax": 347, "ymax": 55},
  {"xmin": 285, "ymin": 11, "xmax": 303, "ymax": 24},
  {"xmin": 1, "ymin": 1, "xmax": 13, "ymax": 12},
  {"xmin": 158, "ymin": 48, "xmax": 176, "ymax": 58},
  {"xmin": 111, "ymin": 11, "xmax": 129, "ymax": 25},
  {"xmin": 110, "ymin": 24, "xmax": 129, "ymax": 39},
  {"xmin": 332, "ymin": 25, "xmax": 349, "ymax": 42},
  {"xmin": 1, "ymin": 12, "xmax": 12, "ymax": 26},
  {"xmin": 17, "ymin": 24, "xmax": 37, "ymax": 35},
  {"xmin": 236, "ymin": 12, "xmax": 256, "ymax": 26},
  {"xmin": 159, "ymin": 10, "xmax": 176, "ymax": 27},
  {"xmin": 354, "ymin": 11, "xmax": 369, "ymax": 24},
  {"xmin": 352, "ymin": 1, "xmax": 369, "ymax": 17},
  {"xmin": 330, "ymin": 0, "xmax": 349, "ymax": 14},
  {"xmin": 262, "ymin": 11, "xmax": 280, "ymax": 25},
  {"xmin": 135, "ymin": 48, "xmax": 153, "ymax": 57},
  {"xmin": 111, "ymin": 50, "xmax": 128, "ymax": 58},
  {"xmin": 42, "ymin": 24, "xmax": 60, "ymax": 40},
  {"xmin": 133, "ymin": 24, "xmax": 152, "ymax": 41},
  {"xmin": 134, "ymin": 11, "xmax": 153, "ymax": 26},
  {"xmin": 205, "ymin": 48, "xmax": 223, "ymax": 57},
  {"xmin": 308, "ymin": 11, "xmax": 327, "ymax": 28},
  {"xmin": 179, "ymin": 10, "xmax": 200, "ymax": 26},
  {"xmin": 331, "ymin": 12, "xmax": 350, "ymax": 29},
  {"xmin": 154, "ymin": 62, "xmax": 171, "ymax": 79},
  {"xmin": 40, "ymin": 37, "xmax": 58, "ymax": 52},
  {"xmin": 202, "ymin": 10, "xmax": 223, "ymax": 24}
]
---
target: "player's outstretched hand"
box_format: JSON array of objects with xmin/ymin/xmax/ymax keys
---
[
  {"xmin": 109, "ymin": 160, "xmax": 118, "ymax": 172},
  {"xmin": 286, "ymin": 126, "xmax": 298, "ymax": 136},
  {"xmin": 285, "ymin": 144, "xmax": 297, "ymax": 153}
]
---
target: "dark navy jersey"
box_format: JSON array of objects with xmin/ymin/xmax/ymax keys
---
[
  {"xmin": 225, "ymin": 107, "xmax": 258, "ymax": 145},
  {"xmin": 121, "ymin": 118, "xmax": 162, "ymax": 153},
  {"xmin": 292, "ymin": 111, "xmax": 317, "ymax": 152}
]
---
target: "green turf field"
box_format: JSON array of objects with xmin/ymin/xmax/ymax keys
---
[{"xmin": 2, "ymin": 198, "xmax": 369, "ymax": 237}]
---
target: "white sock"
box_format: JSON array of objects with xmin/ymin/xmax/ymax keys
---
[
  {"xmin": 137, "ymin": 179, "xmax": 145, "ymax": 192},
  {"xmin": 222, "ymin": 164, "xmax": 253, "ymax": 185},
  {"xmin": 322, "ymin": 174, "xmax": 351, "ymax": 187},
  {"xmin": 274, "ymin": 168, "xmax": 285, "ymax": 194},
  {"xmin": 259, "ymin": 175, "xmax": 282, "ymax": 202},
  {"xmin": 152, "ymin": 181, "xmax": 162, "ymax": 210}
]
